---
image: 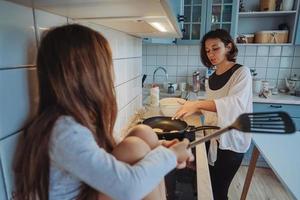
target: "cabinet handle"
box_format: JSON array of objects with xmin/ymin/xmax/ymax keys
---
[{"xmin": 270, "ymin": 105, "xmax": 282, "ymax": 108}]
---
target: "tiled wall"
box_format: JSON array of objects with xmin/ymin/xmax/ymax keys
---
[
  {"xmin": 0, "ymin": 1, "xmax": 142, "ymax": 199},
  {"xmin": 143, "ymin": 44, "xmax": 300, "ymax": 89}
]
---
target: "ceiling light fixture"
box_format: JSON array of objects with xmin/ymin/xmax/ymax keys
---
[{"xmin": 149, "ymin": 22, "xmax": 167, "ymax": 32}]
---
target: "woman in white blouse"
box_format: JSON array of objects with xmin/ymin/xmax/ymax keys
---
[{"xmin": 174, "ymin": 29, "xmax": 253, "ymax": 200}]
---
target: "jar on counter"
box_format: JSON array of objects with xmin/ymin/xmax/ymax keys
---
[{"xmin": 192, "ymin": 71, "xmax": 200, "ymax": 92}]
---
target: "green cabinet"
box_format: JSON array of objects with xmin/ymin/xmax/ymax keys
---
[
  {"xmin": 253, "ymin": 103, "xmax": 300, "ymax": 130},
  {"xmin": 178, "ymin": 0, "xmax": 238, "ymax": 44}
]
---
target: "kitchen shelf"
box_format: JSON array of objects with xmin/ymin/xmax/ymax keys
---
[{"xmin": 239, "ymin": 10, "xmax": 297, "ymax": 18}]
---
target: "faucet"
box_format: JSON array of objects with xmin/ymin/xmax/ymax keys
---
[{"xmin": 153, "ymin": 66, "xmax": 168, "ymax": 83}]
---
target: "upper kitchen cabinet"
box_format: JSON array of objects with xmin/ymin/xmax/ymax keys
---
[
  {"xmin": 8, "ymin": 0, "xmax": 182, "ymax": 39},
  {"xmin": 237, "ymin": 0, "xmax": 300, "ymax": 45},
  {"xmin": 177, "ymin": 0, "xmax": 238, "ymax": 44}
]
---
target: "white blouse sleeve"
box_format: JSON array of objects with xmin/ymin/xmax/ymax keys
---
[
  {"xmin": 214, "ymin": 67, "xmax": 253, "ymax": 128},
  {"xmin": 49, "ymin": 117, "xmax": 177, "ymax": 200}
]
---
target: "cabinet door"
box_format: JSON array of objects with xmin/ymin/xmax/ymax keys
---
[
  {"xmin": 205, "ymin": 0, "xmax": 238, "ymax": 37},
  {"xmin": 177, "ymin": 0, "xmax": 207, "ymax": 44}
]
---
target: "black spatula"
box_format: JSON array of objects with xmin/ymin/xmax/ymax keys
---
[{"xmin": 188, "ymin": 111, "xmax": 296, "ymax": 149}]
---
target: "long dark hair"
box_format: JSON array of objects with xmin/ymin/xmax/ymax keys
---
[
  {"xmin": 200, "ymin": 29, "xmax": 238, "ymax": 67},
  {"xmin": 13, "ymin": 24, "xmax": 117, "ymax": 200}
]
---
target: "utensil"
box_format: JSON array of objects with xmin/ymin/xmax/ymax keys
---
[
  {"xmin": 188, "ymin": 111, "xmax": 295, "ymax": 149},
  {"xmin": 141, "ymin": 116, "xmax": 220, "ymax": 141}
]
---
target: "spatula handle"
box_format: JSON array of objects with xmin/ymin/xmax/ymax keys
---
[{"xmin": 188, "ymin": 127, "xmax": 231, "ymax": 148}]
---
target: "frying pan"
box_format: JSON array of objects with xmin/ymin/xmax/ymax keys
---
[{"xmin": 142, "ymin": 116, "xmax": 220, "ymax": 141}]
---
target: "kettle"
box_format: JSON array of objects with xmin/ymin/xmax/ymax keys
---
[{"xmin": 285, "ymin": 74, "xmax": 300, "ymax": 95}]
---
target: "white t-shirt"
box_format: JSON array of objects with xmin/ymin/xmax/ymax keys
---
[{"xmin": 203, "ymin": 65, "xmax": 253, "ymax": 165}]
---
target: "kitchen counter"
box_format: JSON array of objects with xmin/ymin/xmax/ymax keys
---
[
  {"xmin": 195, "ymin": 90, "xmax": 300, "ymax": 105},
  {"xmin": 143, "ymin": 88, "xmax": 300, "ymax": 105},
  {"xmin": 241, "ymin": 131, "xmax": 300, "ymax": 200},
  {"xmin": 141, "ymin": 106, "xmax": 213, "ymax": 200},
  {"xmin": 252, "ymin": 93, "xmax": 300, "ymax": 105}
]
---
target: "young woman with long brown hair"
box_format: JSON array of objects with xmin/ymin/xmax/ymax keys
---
[{"xmin": 13, "ymin": 24, "xmax": 192, "ymax": 200}]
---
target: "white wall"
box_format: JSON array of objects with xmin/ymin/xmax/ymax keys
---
[
  {"xmin": 143, "ymin": 44, "xmax": 300, "ymax": 90},
  {"xmin": 0, "ymin": 1, "xmax": 142, "ymax": 199}
]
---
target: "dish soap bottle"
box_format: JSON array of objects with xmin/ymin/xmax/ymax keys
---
[{"xmin": 150, "ymin": 85, "xmax": 159, "ymax": 106}]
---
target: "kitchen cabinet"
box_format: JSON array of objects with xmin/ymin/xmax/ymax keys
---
[
  {"xmin": 177, "ymin": 0, "xmax": 238, "ymax": 44},
  {"xmin": 253, "ymin": 102, "xmax": 300, "ymax": 130},
  {"xmin": 243, "ymin": 102, "xmax": 300, "ymax": 167},
  {"xmin": 237, "ymin": 0, "xmax": 300, "ymax": 45}
]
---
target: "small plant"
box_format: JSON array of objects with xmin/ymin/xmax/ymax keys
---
[{"xmin": 250, "ymin": 69, "xmax": 257, "ymax": 77}]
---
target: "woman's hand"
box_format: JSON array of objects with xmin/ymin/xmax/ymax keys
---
[
  {"xmin": 173, "ymin": 101, "xmax": 200, "ymax": 119},
  {"xmin": 160, "ymin": 139, "xmax": 179, "ymax": 148},
  {"xmin": 168, "ymin": 139, "xmax": 194, "ymax": 169}
]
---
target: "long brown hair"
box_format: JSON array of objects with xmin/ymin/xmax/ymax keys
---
[{"xmin": 13, "ymin": 24, "xmax": 117, "ymax": 200}]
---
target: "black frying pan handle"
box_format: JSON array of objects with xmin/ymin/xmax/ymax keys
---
[{"xmin": 189, "ymin": 125, "xmax": 220, "ymax": 132}]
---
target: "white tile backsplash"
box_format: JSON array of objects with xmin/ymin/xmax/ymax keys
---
[
  {"xmin": 257, "ymin": 46, "xmax": 269, "ymax": 56},
  {"xmin": 157, "ymin": 45, "xmax": 167, "ymax": 55},
  {"xmin": 146, "ymin": 55, "xmax": 156, "ymax": 65},
  {"xmin": 167, "ymin": 55, "xmax": 177, "ymax": 65},
  {"xmin": 0, "ymin": 165, "xmax": 6, "ymax": 200},
  {"xmin": 0, "ymin": 133, "xmax": 19, "ymax": 199},
  {"xmin": 244, "ymin": 56, "xmax": 256, "ymax": 68},
  {"xmin": 255, "ymin": 67, "xmax": 267, "ymax": 79},
  {"xmin": 0, "ymin": 68, "xmax": 38, "ymax": 139},
  {"xmin": 278, "ymin": 68, "xmax": 291, "ymax": 79},
  {"xmin": 142, "ymin": 45, "xmax": 147, "ymax": 55},
  {"xmin": 267, "ymin": 57, "xmax": 280, "ymax": 68},
  {"xmin": 188, "ymin": 55, "xmax": 199, "ymax": 66},
  {"xmin": 167, "ymin": 45, "xmax": 177, "ymax": 55},
  {"xmin": 178, "ymin": 55, "xmax": 188, "ymax": 65},
  {"xmin": 269, "ymin": 46, "xmax": 282, "ymax": 56},
  {"xmin": 0, "ymin": 4, "xmax": 143, "ymax": 200},
  {"xmin": 282, "ymin": 46, "xmax": 294, "ymax": 56},
  {"xmin": 146, "ymin": 45, "xmax": 157, "ymax": 55},
  {"xmin": 177, "ymin": 66, "xmax": 188, "ymax": 76},
  {"xmin": 157, "ymin": 56, "xmax": 167, "ymax": 65},
  {"xmin": 237, "ymin": 46, "xmax": 245, "ymax": 56},
  {"xmin": 167, "ymin": 66, "xmax": 177, "ymax": 76},
  {"xmin": 245, "ymin": 46, "xmax": 257, "ymax": 56},
  {"xmin": 294, "ymin": 46, "xmax": 300, "ymax": 56},
  {"xmin": 280, "ymin": 57, "xmax": 293, "ymax": 68},
  {"xmin": 34, "ymin": 9, "xmax": 67, "ymax": 42},
  {"xmin": 0, "ymin": 1, "xmax": 37, "ymax": 68},
  {"xmin": 292, "ymin": 57, "xmax": 300, "ymax": 68},
  {"xmin": 178, "ymin": 45, "xmax": 189, "ymax": 55},
  {"xmin": 266, "ymin": 68, "xmax": 279, "ymax": 79},
  {"xmin": 143, "ymin": 44, "xmax": 300, "ymax": 87},
  {"xmin": 236, "ymin": 56, "xmax": 244, "ymax": 65},
  {"xmin": 255, "ymin": 56, "xmax": 268, "ymax": 68},
  {"xmin": 188, "ymin": 45, "xmax": 200, "ymax": 55}
]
